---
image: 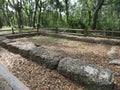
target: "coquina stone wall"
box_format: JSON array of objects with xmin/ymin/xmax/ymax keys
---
[{"xmin": 0, "ymin": 33, "xmax": 116, "ymax": 90}]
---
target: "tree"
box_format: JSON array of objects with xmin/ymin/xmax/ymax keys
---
[
  {"xmin": 65, "ymin": 0, "xmax": 69, "ymax": 23},
  {"xmin": 23, "ymin": 0, "xmax": 34, "ymax": 27},
  {"xmin": 0, "ymin": 0, "xmax": 119, "ymax": 31},
  {"xmin": 33, "ymin": 0, "xmax": 39, "ymax": 28},
  {"xmin": 38, "ymin": 0, "xmax": 42, "ymax": 27},
  {"xmin": 8, "ymin": 0, "xmax": 23, "ymax": 29},
  {"xmin": 0, "ymin": 18, "xmax": 3, "ymax": 28},
  {"xmin": 17, "ymin": 0, "xmax": 23, "ymax": 28},
  {"xmin": 92, "ymin": 0, "xmax": 104, "ymax": 29}
]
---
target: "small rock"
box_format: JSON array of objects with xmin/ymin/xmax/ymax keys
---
[
  {"xmin": 107, "ymin": 47, "xmax": 118, "ymax": 59},
  {"xmin": 109, "ymin": 59, "xmax": 120, "ymax": 66}
]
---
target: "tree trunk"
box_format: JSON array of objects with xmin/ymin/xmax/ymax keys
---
[
  {"xmin": 18, "ymin": 10, "xmax": 23, "ymax": 28},
  {"xmin": 17, "ymin": 1, "xmax": 23, "ymax": 29},
  {"xmin": 33, "ymin": 0, "xmax": 39, "ymax": 28},
  {"xmin": 0, "ymin": 18, "xmax": 3, "ymax": 28},
  {"xmin": 38, "ymin": 0, "xmax": 42, "ymax": 28},
  {"xmin": 65, "ymin": 0, "xmax": 69, "ymax": 23},
  {"xmin": 92, "ymin": 0, "xmax": 104, "ymax": 30}
]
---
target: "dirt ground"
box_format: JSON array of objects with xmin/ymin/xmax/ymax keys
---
[
  {"xmin": 0, "ymin": 47, "xmax": 85, "ymax": 90},
  {"xmin": 13, "ymin": 35, "xmax": 120, "ymax": 89}
]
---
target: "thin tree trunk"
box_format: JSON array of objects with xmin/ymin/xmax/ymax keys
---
[
  {"xmin": 18, "ymin": 10, "xmax": 23, "ymax": 28},
  {"xmin": 33, "ymin": 0, "xmax": 39, "ymax": 28},
  {"xmin": 38, "ymin": 0, "xmax": 42, "ymax": 28},
  {"xmin": 92, "ymin": 0, "xmax": 104, "ymax": 30},
  {"xmin": 17, "ymin": 1, "xmax": 23, "ymax": 29},
  {"xmin": 65, "ymin": 0, "xmax": 69, "ymax": 23},
  {"xmin": 59, "ymin": 11, "xmax": 62, "ymax": 21},
  {"xmin": 0, "ymin": 18, "xmax": 3, "ymax": 28}
]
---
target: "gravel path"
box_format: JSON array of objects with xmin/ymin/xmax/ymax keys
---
[{"xmin": 0, "ymin": 47, "xmax": 85, "ymax": 90}]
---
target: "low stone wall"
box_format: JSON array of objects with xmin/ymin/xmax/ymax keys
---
[
  {"xmin": 30, "ymin": 47, "xmax": 63, "ymax": 69},
  {"xmin": 5, "ymin": 32, "xmax": 120, "ymax": 46},
  {"xmin": 6, "ymin": 32, "xmax": 39, "ymax": 39},
  {"xmin": 0, "ymin": 39, "xmax": 62, "ymax": 69},
  {"xmin": 0, "ymin": 34, "xmax": 116, "ymax": 90},
  {"xmin": 58, "ymin": 58, "xmax": 115, "ymax": 90},
  {"xmin": 8, "ymin": 41, "xmax": 36, "ymax": 58},
  {"xmin": 47, "ymin": 33, "xmax": 120, "ymax": 45}
]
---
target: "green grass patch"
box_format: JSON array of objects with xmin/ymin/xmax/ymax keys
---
[{"xmin": 32, "ymin": 35, "xmax": 69, "ymax": 44}]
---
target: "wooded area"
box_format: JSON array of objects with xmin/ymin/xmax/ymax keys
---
[
  {"xmin": 0, "ymin": 1, "xmax": 120, "ymax": 90},
  {"xmin": 0, "ymin": 0, "xmax": 120, "ymax": 31}
]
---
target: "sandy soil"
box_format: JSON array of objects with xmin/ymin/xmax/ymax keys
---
[
  {"xmin": 0, "ymin": 47, "xmax": 85, "ymax": 90},
  {"xmin": 13, "ymin": 35, "xmax": 120, "ymax": 89}
]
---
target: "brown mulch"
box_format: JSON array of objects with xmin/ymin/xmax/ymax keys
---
[
  {"xmin": 0, "ymin": 47, "xmax": 86, "ymax": 90},
  {"xmin": 14, "ymin": 36, "xmax": 120, "ymax": 89}
]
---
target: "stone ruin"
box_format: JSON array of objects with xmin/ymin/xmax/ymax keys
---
[{"xmin": 0, "ymin": 34, "xmax": 117, "ymax": 90}]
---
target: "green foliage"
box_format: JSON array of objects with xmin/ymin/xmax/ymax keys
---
[{"xmin": 0, "ymin": 0, "xmax": 119, "ymax": 30}]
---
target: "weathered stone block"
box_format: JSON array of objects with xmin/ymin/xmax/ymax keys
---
[
  {"xmin": 57, "ymin": 57, "xmax": 115, "ymax": 90},
  {"xmin": 0, "ymin": 39, "xmax": 18, "ymax": 53},
  {"xmin": 30, "ymin": 47, "xmax": 63, "ymax": 69},
  {"xmin": 8, "ymin": 41, "xmax": 36, "ymax": 58},
  {"xmin": 0, "ymin": 39, "xmax": 9, "ymax": 49}
]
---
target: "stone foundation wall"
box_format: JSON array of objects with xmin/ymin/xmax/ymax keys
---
[
  {"xmin": 5, "ymin": 32, "xmax": 120, "ymax": 46},
  {"xmin": 0, "ymin": 33, "xmax": 116, "ymax": 90}
]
